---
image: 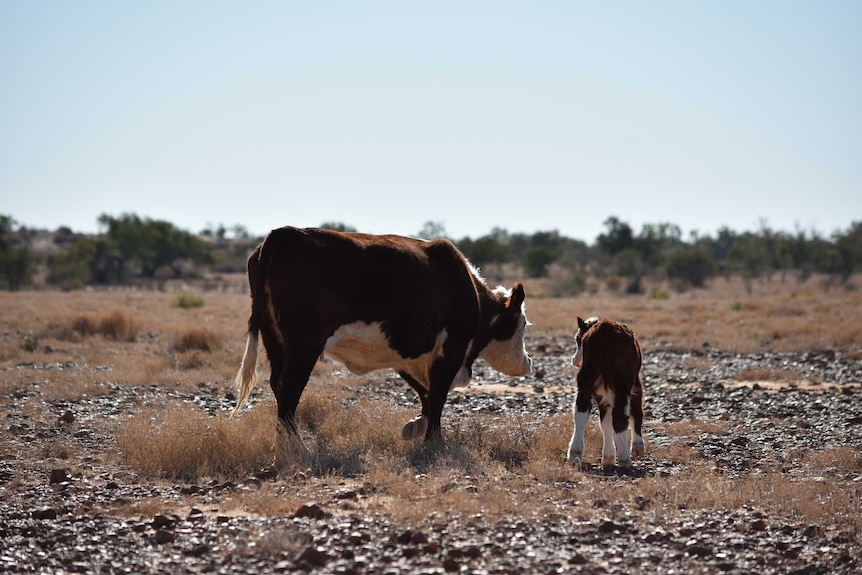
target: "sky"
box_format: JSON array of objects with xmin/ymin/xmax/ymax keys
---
[{"xmin": 2, "ymin": 1, "xmax": 860, "ymax": 244}]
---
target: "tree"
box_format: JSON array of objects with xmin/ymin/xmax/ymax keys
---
[
  {"xmin": 417, "ymin": 221, "xmax": 448, "ymax": 240},
  {"xmin": 97, "ymin": 213, "xmax": 213, "ymax": 280},
  {"xmin": 458, "ymin": 233, "xmax": 513, "ymax": 268},
  {"xmin": 665, "ymin": 248, "xmax": 716, "ymax": 288},
  {"xmin": 320, "ymin": 222, "xmax": 357, "ymax": 233},
  {"xmin": 523, "ymin": 245, "xmax": 556, "ymax": 278},
  {"xmin": 47, "ymin": 237, "xmax": 96, "ymax": 290},
  {"xmin": 596, "ymin": 217, "xmax": 634, "ymax": 257},
  {"xmin": 832, "ymin": 221, "xmax": 862, "ymax": 282},
  {"xmin": 0, "ymin": 215, "xmax": 35, "ymax": 291},
  {"xmin": 633, "ymin": 222, "xmax": 683, "ymax": 271}
]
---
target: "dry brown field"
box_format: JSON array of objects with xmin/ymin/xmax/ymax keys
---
[{"xmin": 1, "ymin": 273, "xmax": 860, "ymax": 574}]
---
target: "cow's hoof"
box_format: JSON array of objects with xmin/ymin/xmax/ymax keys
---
[
  {"xmin": 602, "ymin": 454, "xmax": 617, "ymax": 466},
  {"xmin": 632, "ymin": 445, "xmax": 646, "ymax": 459},
  {"xmin": 566, "ymin": 450, "xmax": 583, "ymax": 464},
  {"xmin": 401, "ymin": 415, "xmax": 428, "ymax": 440}
]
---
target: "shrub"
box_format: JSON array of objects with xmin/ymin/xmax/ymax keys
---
[
  {"xmin": 648, "ymin": 289, "xmax": 670, "ymax": 300},
  {"xmin": 99, "ymin": 310, "xmax": 140, "ymax": 341},
  {"xmin": 47, "ymin": 311, "xmax": 139, "ymax": 341},
  {"xmin": 174, "ymin": 293, "xmax": 205, "ymax": 309},
  {"xmin": 172, "ymin": 327, "xmax": 222, "ymax": 352}
]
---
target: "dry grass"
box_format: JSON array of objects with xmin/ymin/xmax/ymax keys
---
[
  {"xmin": 171, "ymin": 326, "xmax": 223, "ymax": 353},
  {"xmin": 109, "ymin": 388, "xmax": 861, "ymax": 531},
  {"xmin": 116, "ymin": 404, "xmax": 275, "ymax": 482},
  {"xmin": 1, "ymin": 274, "xmax": 860, "ymax": 535},
  {"xmin": 523, "ymin": 273, "xmax": 861, "ymax": 353}
]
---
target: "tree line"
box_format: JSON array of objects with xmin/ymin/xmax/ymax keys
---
[{"xmin": 1, "ymin": 213, "xmax": 860, "ymax": 293}]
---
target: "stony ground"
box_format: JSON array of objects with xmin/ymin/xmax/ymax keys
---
[{"xmin": 2, "ymin": 335, "xmax": 861, "ymax": 574}]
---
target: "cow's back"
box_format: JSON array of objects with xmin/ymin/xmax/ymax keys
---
[
  {"xmin": 255, "ymin": 226, "xmax": 481, "ymax": 359},
  {"xmin": 582, "ymin": 319, "xmax": 642, "ymax": 386}
]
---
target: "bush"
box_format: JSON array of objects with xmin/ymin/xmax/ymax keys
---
[
  {"xmin": 174, "ymin": 293, "xmax": 205, "ymax": 309},
  {"xmin": 172, "ymin": 327, "xmax": 222, "ymax": 352},
  {"xmin": 666, "ymin": 248, "xmax": 716, "ymax": 288}
]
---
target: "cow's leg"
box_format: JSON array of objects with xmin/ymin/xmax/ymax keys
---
[
  {"xmin": 422, "ymin": 381, "xmax": 450, "ymax": 442},
  {"xmin": 567, "ymin": 365, "xmax": 599, "ymax": 464},
  {"xmin": 272, "ymin": 347, "xmax": 319, "ymax": 469},
  {"xmin": 398, "ymin": 371, "xmax": 429, "ymax": 441},
  {"xmin": 422, "ymin": 356, "xmax": 466, "ymax": 442},
  {"xmin": 629, "ymin": 378, "xmax": 646, "ymax": 459}
]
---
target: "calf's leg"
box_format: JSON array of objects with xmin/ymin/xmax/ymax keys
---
[
  {"xmin": 567, "ymin": 392, "xmax": 591, "ymax": 463},
  {"xmin": 568, "ymin": 365, "xmax": 599, "ymax": 463},
  {"xmin": 630, "ymin": 377, "xmax": 646, "ymax": 459}
]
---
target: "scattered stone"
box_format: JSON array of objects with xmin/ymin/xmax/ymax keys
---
[
  {"xmin": 152, "ymin": 514, "xmax": 177, "ymax": 529},
  {"xmin": 298, "ymin": 546, "xmax": 329, "ymax": 567},
  {"xmin": 32, "ymin": 507, "xmax": 57, "ymax": 520},
  {"xmin": 49, "ymin": 469, "xmax": 68, "ymax": 484},
  {"xmin": 294, "ymin": 502, "xmax": 328, "ymax": 520},
  {"xmin": 153, "ymin": 529, "xmax": 175, "ymax": 544}
]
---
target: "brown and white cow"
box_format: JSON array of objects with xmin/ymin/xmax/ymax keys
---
[
  {"xmin": 566, "ymin": 316, "xmax": 645, "ymax": 468},
  {"xmin": 232, "ymin": 226, "xmax": 532, "ymax": 465}
]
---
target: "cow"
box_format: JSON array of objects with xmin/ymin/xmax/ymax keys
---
[
  {"xmin": 566, "ymin": 316, "xmax": 645, "ymax": 468},
  {"xmin": 232, "ymin": 226, "xmax": 533, "ymax": 466}
]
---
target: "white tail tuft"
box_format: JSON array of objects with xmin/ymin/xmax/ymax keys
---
[{"xmin": 231, "ymin": 333, "xmax": 259, "ymax": 418}]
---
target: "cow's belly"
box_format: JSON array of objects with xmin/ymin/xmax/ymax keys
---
[
  {"xmin": 323, "ymin": 321, "xmax": 404, "ymax": 374},
  {"xmin": 322, "ymin": 322, "xmax": 450, "ymax": 388}
]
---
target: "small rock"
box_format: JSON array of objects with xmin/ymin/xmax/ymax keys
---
[
  {"xmin": 58, "ymin": 411, "xmax": 75, "ymax": 424},
  {"xmin": 598, "ymin": 520, "xmax": 620, "ymax": 534},
  {"xmin": 241, "ymin": 477, "xmax": 262, "ymax": 490},
  {"xmin": 183, "ymin": 543, "xmax": 210, "ymax": 557},
  {"xmin": 32, "ymin": 507, "xmax": 57, "ymax": 520},
  {"xmin": 49, "ymin": 469, "xmax": 68, "ymax": 484},
  {"xmin": 686, "ymin": 544, "xmax": 713, "ymax": 557},
  {"xmin": 298, "ymin": 546, "xmax": 329, "ymax": 567},
  {"xmin": 294, "ymin": 502, "xmax": 328, "ymax": 519},
  {"xmin": 152, "ymin": 514, "xmax": 177, "ymax": 529},
  {"xmin": 153, "ymin": 529, "xmax": 175, "ymax": 544}
]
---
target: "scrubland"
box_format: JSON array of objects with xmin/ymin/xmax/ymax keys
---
[{"xmin": 1, "ymin": 273, "xmax": 860, "ymax": 574}]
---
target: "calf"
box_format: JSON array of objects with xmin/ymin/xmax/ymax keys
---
[
  {"xmin": 232, "ymin": 226, "xmax": 532, "ymax": 466},
  {"xmin": 566, "ymin": 316, "xmax": 645, "ymax": 467}
]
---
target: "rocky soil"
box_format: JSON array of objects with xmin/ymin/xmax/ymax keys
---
[{"xmin": 2, "ymin": 335, "xmax": 861, "ymax": 574}]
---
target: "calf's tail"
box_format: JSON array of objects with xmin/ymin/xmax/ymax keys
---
[{"xmin": 231, "ymin": 234, "xmax": 275, "ymax": 418}]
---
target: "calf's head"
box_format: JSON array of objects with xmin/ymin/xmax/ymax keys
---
[
  {"xmin": 571, "ymin": 315, "xmax": 599, "ymax": 368},
  {"xmin": 479, "ymin": 283, "xmax": 533, "ymax": 377}
]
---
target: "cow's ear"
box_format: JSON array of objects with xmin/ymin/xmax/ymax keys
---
[
  {"xmin": 508, "ymin": 282, "xmax": 525, "ymax": 309},
  {"xmin": 577, "ymin": 316, "xmax": 587, "ymax": 332}
]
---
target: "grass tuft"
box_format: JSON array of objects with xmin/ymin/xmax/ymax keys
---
[{"xmin": 171, "ymin": 326, "xmax": 223, "ymax": 352}]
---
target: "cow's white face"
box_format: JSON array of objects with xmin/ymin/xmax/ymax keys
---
[{"xmin": 480, "ymin": 310, "xmax": 532, "ymax": 377}]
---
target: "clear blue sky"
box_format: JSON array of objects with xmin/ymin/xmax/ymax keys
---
[{"xmin": 2, "ymin": 1, "xmax": 860, "ymax": 243}]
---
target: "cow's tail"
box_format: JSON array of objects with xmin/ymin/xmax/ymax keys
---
[{"xmin": 231, "ymin": 235, "xmax": 274, "ymax": 418}]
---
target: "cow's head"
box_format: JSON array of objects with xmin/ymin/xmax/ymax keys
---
[
  {"xmin": 479, "ymin": 283, "xmax": 532, "ymax": 376},
  {"xmin": 572, "ymin": 315, "xmax": 599, "ymax": 368}
]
